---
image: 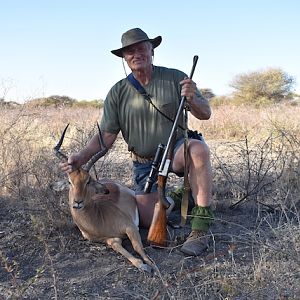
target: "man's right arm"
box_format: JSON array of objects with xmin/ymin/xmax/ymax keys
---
[{"xmin": 60, "ymin": 131, "xmax": 118, "ymax": 173}]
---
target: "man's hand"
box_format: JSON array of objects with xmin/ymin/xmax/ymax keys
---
[
  {"xmin": 180, "ymin": 78, "xmax": 197, "ymax": 103},
  {"xmin": 59, "ymin": 153, "xmax": 84, "ymax": 174},
  {"xmin": 180, "ymin": 77, "xmax": 211, "ymax": 120}
]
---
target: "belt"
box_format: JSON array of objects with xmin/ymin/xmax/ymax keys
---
[{"xmin": 131, "ymin": 152, "xmax": 154, "ymax": 164}]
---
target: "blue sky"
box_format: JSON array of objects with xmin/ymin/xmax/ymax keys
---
[{"xmin": 1, "ymin": 0, "xmax": 299, "ymax": 102}]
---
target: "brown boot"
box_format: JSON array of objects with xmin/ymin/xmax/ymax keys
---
[{"xmin": 180, "ymin": 230, "xmax": 209, "ymax": 256}]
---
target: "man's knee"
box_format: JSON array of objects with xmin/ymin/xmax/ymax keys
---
[
  {"xmin": 136, "ymin": 193, "xmax": 157, "ymax": 228},
  {"xmin": 189, "ymin": 140, "xmax": 210, "ymax": 162}
]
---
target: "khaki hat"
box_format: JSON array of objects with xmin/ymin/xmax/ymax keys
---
[{"xmin": 111, "ymin": 28, "xmax": 162, "ymax": 57}]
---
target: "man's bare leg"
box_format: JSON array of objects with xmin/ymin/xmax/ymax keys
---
[
  {"xmin": 172, "ymin": 139, "xmax": 212, "ymax": 207},
  {"xmin": 136, "ymin": 192, "xmax": 158, "ymax": 228},
  {"xmin": 172, "ymin": 139, "xmax": 213, "ymax": 256}
]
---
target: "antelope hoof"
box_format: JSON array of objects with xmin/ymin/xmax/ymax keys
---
[{"xmin": 139, "ymin": 263, "xmax": 154, "ymax": 274}]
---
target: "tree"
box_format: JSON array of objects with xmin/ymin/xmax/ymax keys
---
[
  {"xmin": 230, "ymin": 68, "xmax": 295, "ymax": 106},
  {"xmin": 26, "ymin": 95, "xmax": 76, "ymax": 107},
  {"xmin": 200, "ymin": 88, "xmax": 215, "ymax": 100}
]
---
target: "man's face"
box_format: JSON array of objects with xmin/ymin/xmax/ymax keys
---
[{"xmin": 123, "ymin": 41, "xmax": 153, "ymax": 72}]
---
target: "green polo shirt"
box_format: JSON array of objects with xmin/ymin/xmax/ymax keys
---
[{"xmin": 100, "ymin": 65, "xmax": 187, "ymax": 157}]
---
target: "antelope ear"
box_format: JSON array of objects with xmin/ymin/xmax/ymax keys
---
[
  {"xmin": 50, "ymin": 180, "xmax": 69, "ymax": 192},
  {"xmin": 93, "ymin": 182, "xmax": 110, "ymax": 194}
]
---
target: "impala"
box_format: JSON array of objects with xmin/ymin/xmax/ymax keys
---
[{"xmin": 53, "ymin": 124, "xmax": 153, "ymax": 273}]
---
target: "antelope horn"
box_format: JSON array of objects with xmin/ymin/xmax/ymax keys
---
[
  {"xmin": 53, "ymin": 124, "xmax": 69, "ymax": 162},
  {"xmin": 84, "ymin": 123, "xmax": 108, "ymax": 172}
]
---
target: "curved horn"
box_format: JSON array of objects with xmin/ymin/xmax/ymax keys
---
[
  {"xmin": 84, "ymin": 123, "xmax": 108, "ymax": 172},
  {"xmin": 53, "ymin": 124, "xmax": 69, "ymax": 162}
]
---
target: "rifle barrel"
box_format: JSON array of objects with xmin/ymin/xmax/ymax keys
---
[{"xmin": 159, "ymin": 55, "xmax": 199, "ymax": 174}]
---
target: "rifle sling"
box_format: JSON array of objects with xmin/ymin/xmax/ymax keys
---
[
  {"xmin": 127, "ymin": 73, "xmax": 187, "ymax": 131},
  {"xmin": 180, "ymin": 108, "xmax": 190, "ymax": 226}
]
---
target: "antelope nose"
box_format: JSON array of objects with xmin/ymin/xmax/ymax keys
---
[{"xmin": 73, "ymin": 200, "xmax": 84, "ymax": 209}]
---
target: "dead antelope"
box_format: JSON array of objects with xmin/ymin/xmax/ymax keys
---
[{"xmin": 53, "ymin": 124, "xmax": 153, "ymax": 273}]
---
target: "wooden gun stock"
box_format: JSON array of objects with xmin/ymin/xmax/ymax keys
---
[{"xmin": 147, "ymin": 176, "xmax": 169, "ymax": 246}]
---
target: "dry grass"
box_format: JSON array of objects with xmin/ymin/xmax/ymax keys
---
[
  {"xmin": 190, "ymin": 103, "xmax": 300, "ymax": 141},
  {"xmin": 0, "ymin": 104, "xmax": 299, "ymax": 299}
]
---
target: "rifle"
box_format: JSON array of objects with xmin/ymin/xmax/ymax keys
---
[
  {"xmin": 143, "ymin": 143, "xmax": 165, "ymax": 194},
  {"xmin": 147, "ymin": 55, "xmax": 199, "ymax": 246}
]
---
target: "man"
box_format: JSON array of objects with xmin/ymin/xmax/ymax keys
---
[{"xmin": 61, "ymin": 28, "xmax": 213, "ymax": 256}]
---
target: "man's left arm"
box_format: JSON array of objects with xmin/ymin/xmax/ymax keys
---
[{"xmin": 180, "ymin": 78, "xmax": 211, "ymax": 120}]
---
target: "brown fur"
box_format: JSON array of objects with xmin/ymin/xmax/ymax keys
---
[{"xmin": 66, "ymin": 169, "xmax": 153, "ymax": 272}]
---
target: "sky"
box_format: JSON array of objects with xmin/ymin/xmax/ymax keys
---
[{"xmin": 1, "ymin": 0, "xmax": 300, "ymax": 103}]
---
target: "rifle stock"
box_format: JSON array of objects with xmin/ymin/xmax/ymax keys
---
[
  {"xmin": 147, "ymin": 146, "xmax": 174, "ymax": 247},
  {"xmin": 147, "ymin": 177, "xmax": 168, "ymax": 246}
]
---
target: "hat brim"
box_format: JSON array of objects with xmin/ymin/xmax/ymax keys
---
[{"xmin": 111, "ymin": 36, "xmax": 162, "ymax": 57}]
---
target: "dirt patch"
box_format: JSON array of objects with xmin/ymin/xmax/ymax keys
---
[
  {"xmin": 0, "ymin": 134, "xmax": 299, "ymax": 299},
  {"xmin": 1, "ymin": 189, "xmax": 299, "ymax": 299}
]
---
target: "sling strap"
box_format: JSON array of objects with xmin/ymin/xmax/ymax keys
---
[
  {"xmin": 127, "ymin": 73, "xmax": 150, "ymax": 99},
  {"xmin": 127, "ymin": 73, "xmax": 187, "ymax": 131},
  {"xmin": 180, "ymin": 107, "xmax": 190, "ymax": 226}
]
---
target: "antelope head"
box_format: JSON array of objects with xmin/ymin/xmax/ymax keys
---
[{"xmin": 54, "ymin": 124, "xmax": 109, "ymax": 209}]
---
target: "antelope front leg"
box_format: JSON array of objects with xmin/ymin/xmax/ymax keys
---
[
  {"xmin": 106, "ymin": 237, "xmax": 152, "ymax": 273},
  {"xmin": 125, "ymin": 227, "xmax": 153, "ymax": 267}
]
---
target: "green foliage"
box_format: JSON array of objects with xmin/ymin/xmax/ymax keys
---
[
  {"xmin": 168, "ymin": 187, "xmax": 184, "ymax": 210},
  {"xmin": 73, "ymin": 99, "xmax": 104, "ymax": 109},
  {"xmin": 0, "ymin": 99, "xmax": 20, "ymax": 108},
  {"xmin": 230, "ymin": 68, "xmax": 295, "ymax": 106},
  {"xmin": 200, "ymin": 88, "xmax": 215, "ymax": 100},
  {"xmin": 209, "ymin": 95, "xmax": 232, "ymax": 107},
  {"xmin": 26, "ymin": 95, "xmax": 76, "ymax": 107},
  {"xmin": 25, "ymin": 95, "xmax": 104, "ymax": 108}
]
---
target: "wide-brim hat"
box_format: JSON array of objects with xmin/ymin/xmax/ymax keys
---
[{"xmin": 111, "ymin": 28, "xmax": 162, "ymax": 57}]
